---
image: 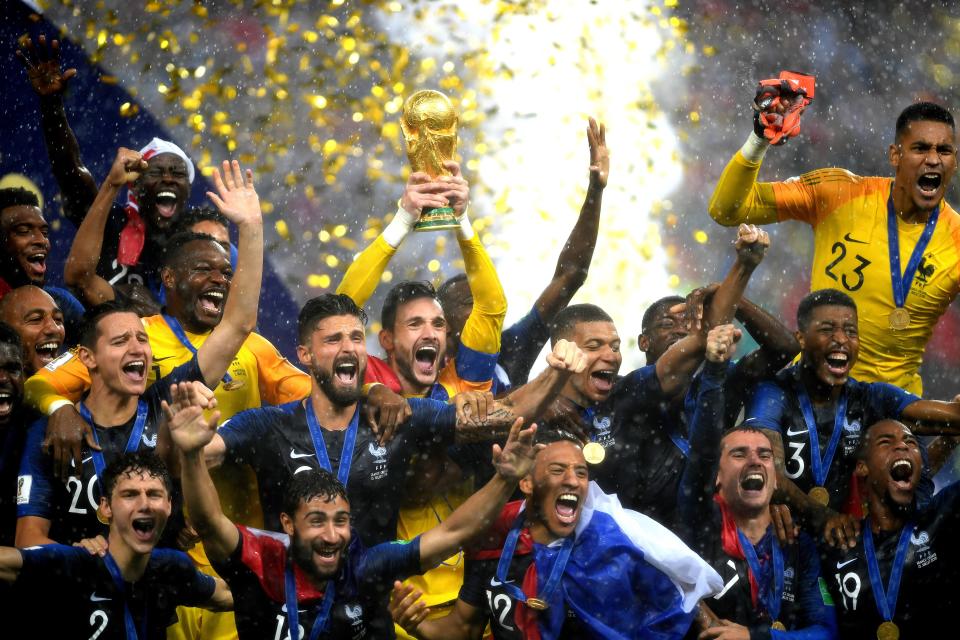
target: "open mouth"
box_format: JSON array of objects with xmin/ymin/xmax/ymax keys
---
[
  {"xmin": 590, "ymin": 370, "xmax": 616, "ymax": 393},
  {"xmin": 35, "ymin": 340, "xmax": 61, "ymax": 365},
  {"xmin": 155, "ymin": 191, "xmax": 179, "ymax": 218},
  {"xmin": 554, "ymin": 492, "xmax": 580, "ymax": 525},
  {"xmin": 0, "ymin": 391, "xmax": 14, "ymax": 419},
  {"xmin": 122, "ymin": 359, "xmax": 146, "ymax": 383},
  {"xmin": 917, "ymin": 173, "xmax": 942, "ymax": 195},
  {"xmin": 334, "ymin": 359, "xmax": 358, "ymax": 385},
  {"xmin": 313, "ymin": 544, "xmax": 343, "ymax": 569},
  {"xmin": 131, "ymin": 517, "xmax": 157, "ymax": 540},
  {"xmin": 740, "ymin": 472, "xmax": 765, "ymax": 493},
  {"xmin": 414, "ymin": 344, "xmax": 438, "ymax": 376},
  {"xmin": 889, "ymin": 458, "xmax": 914, "ymax": 490},
  {"xmin": 197, "ymin": 290, "xmax": 225, "ymax": 316},
  {"xmin": 824, "ymin": 351, "xmax": 849, "ymax": 376},
  {"xmin": 24, "ymin": 252, "xmax": 47, "ymax": 277}
]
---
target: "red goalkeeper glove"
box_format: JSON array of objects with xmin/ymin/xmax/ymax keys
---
[{"xmin": 753, "ymin": 71, "xmax": 816, "ymax": 145}]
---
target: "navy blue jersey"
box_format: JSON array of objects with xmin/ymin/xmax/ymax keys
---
[
  {"xmin": 1, "ymin": 410, "xmax": 34, "ymax": 547},
  {"xmin": 824, "ymin": 483, "xmax": 960, "ymax": 639},
  {"xmin": 44, "ymin": 285, "xmax": 85, "ymax": 345},
  {"xmin": 678, "ymin": 362, "xmax": 838, "ymax": 639},
  {"xmin": 16, "ymin": 357, "xmax": 202, "ymax": 543},
  {"xmin": 15, "ymin": 544, "xmax": 214, "ymax": 639},
  {"xmin": 214, "ymin": 524, "xmax": 421, "ymax": 640},
  {"xmin": 744, "ymin": 366, "xmax": 933, "ymax": 511},
  {"xmin": 219, "ymin": 398, "xmax": 456, "ymax": 546},
  {"xmin": 497, "ymin": 305, "xmax": 551, "ymax": 389}
]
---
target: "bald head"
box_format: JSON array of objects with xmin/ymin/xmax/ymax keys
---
[{"xmin": 0, "ymin": 285, "xmax": 65, "ymax": 374}]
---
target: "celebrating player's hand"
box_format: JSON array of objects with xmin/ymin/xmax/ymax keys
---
[
  {"xmin": 106, "ymin": 147, "xmax": 149, "ymax": 188},
  {"xmin": 389, "ymin": 581, "xmax": 430, "ymax": 633},
  {"xmin": 364, "ymin": 383, "xmax": 412, "ymax": 445},
  {"xmin": 734, "ymin": 223, "xmax": 769, "ymax": 268},
  {"xmin": 74, "ymin": 534, "xmax": 109, "ymax": 557},
  {"xmin": 539, "ymin": 395, "xmax": 590, "ymax": 443},
  {"xmin": 546, "ymin": 338, "xmax": 588, "ymax": 374},
  {"xmin": 698, "ymin": 619, "xmax": 750, "ymax": 640},
  {"xmin": 492, "ymin": 418, "xmax": 543, "ymax": 483},
  {"xmin": 822, "ymin": 509, "xmax": 860, "ymax": 549},
  {"xmin": 162, "ymin": 381, "xmax": 221, "ymax": 454},
  {"xmin": 455, "ymin": 390, "xmax": 495, "ymax": 428},
  {"xmin": 587, "ymin": 117, "xmax": 609, "ymax": 190},
  {"xmin": 438, "ymin": 160, "xmax": 470, "ymax": 217},
  {"xmin": 207, "ymin": 160, "xmax": 261, "ymax": 226},
  {"xmin": 16, "ymin": 35, "xmax": 77, "ymax": 97},
  {"xmin": 400, "ymin": 172, "xmax": 450, "ymax": 215},
  {"xmin": 42, "ymin": 405, "xmax": 100, "ymax": 484},
  {"xmin": 769, "ymin": 503, "xmax": 798, "ymax": 545},
  {"xmin": 668, "ymin": 282, "xmax": 720, "ymax": 332},
  {"xmin": 705, "ymin": 324, "xmax": 741, "ymax": 363}
]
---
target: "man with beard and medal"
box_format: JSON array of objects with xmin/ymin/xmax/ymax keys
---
[
  {"xmin": 677, "ymin": 324, "xmax": 838, "ymax": 639},
  {"xmin": 743, "ymin": 289, "xmax": 960, "ymax": 549},
  {"xmin": 169, "ymin": 368, "xmax": 550, "ymax": 640},
  {"xmin": 15, "ymin": 159, "xmax": 263, "ymax": 550},
  {"xmin": 823, "ymin": 419, "xmax": 960, "ymax": 638},
  {"xmin": 710, "ymin": 87, "xmax": 959, "ymax": 396}
]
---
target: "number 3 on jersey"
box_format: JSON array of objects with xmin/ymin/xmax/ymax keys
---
[{"xmin": 825, "ymin": 241, "xmax": 871, "ymax": 292}]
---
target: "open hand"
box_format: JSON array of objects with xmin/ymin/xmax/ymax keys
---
[
  {"xmin": 390, "ymin": 581, "xmax": 430, "ymax": 633},
  {"xmin": 587, "ymin": 117, "xmax": 609, "ymax": 189},
  {"xmin": 161, "ymin": 381, "xmax": 220, "ymax": 454},
  {"xmin": 400, "ymin": 172, "xmax": 449, "ymax": 215},
  {"xmin": 492, "ymin": 418, "xmax": 542, "ymax": 483},
  {"xmin": 439, "ymin": 161, "xmax": 470, "ymax": 216},
  {"xmin": 364, "ymin": 384, "xmax": 412, "ymax": 445},
  {"xmin": 16, "ymin": 35, "xmax": 77, "ymax": 97},
  {"xmin": 207, "ymin": 160, "xmax": 260, "ymax": 226}
]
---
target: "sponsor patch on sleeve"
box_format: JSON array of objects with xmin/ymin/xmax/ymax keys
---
[
  {"xmin": 16, "ymin": 475, "xmax": 32, "ymax": 505},
  {"xmin": 44, "ymin": 350, "xmax": 74, "ymax": 372}
]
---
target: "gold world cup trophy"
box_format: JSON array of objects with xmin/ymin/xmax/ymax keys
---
[{"xmin": 400, "ymin": 89, "xmax": 460, "ymax": 231}]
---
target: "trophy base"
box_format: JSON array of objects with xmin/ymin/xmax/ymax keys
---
[{"xmin": 414, "ymin": 206, "xmax": 459, "ymax": 232}]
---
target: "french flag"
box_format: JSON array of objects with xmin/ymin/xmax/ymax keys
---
[{"xmin": 483, "ymin": 482, "xmax": 723, "ymax": 639}]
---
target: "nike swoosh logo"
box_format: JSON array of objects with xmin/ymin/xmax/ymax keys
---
[
  {"xmin": 290, "ymin": 450, "xmax": 314, "ymax": 460},
  {"xmin": 490, "ymin": 577, "xmax": 512, "ymax": 587},
  {"xmin": 786, "ymin": 427, "xmax": 808, "ymax": 437},
  {"xmin": 90, "ymin": 593, "xmax": 111, "ymax": 602},
  {"xmin": 843, "ymin": 233, "xmax": 867, "ymax": 244},
  {"xmin": 837, "ymin": 558, "xmax": 857, "ymax": 569},
  {"xmin": 153, "ymin": 356, "xmax": 177, "ymax": 362}
]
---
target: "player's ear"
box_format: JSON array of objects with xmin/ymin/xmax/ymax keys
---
[
  {"xmin": 638, "ymin": 333, "xmax": 651, "ymax": 353},
  {"xmin": 77, "ymin": 345, "xmax": 96, "ymax": 371},
  {"xmin": 855, "ymin": 459, "xmax": 869, "ymax": 479},
  {"xmin": 161, "ymin": 266, "xmax": 176, "ymax": 291},
  {"xmin": 99, "ymin": 496, "xmax": 112, "ymax": 522},
  {"xmin": 296, "ymin": 344, "xmax": 311, "ymax": 367},
  {"xmin": 379, "ymin": 328, "xmax": 394, "ymax": 353},
  {"xmin": 888, "ymin": 142, "xmax": 901, "ymax": 170},
  {"xmin": 794, "ymin": 330, "xmax": 805, "ymax": 351},
  {"xmin": 280, "ymin": 512, "xmax": 295, "ymax": 537},
  {"xmin": 518, "ymin": 475, "xmax": 533, "ymax": 497}
]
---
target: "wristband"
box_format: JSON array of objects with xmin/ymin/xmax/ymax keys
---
[
  {"xmin": 362, "ymin": 382, "xmax": 384, "ymax": 396},
  {"xmin": 739, "ymin": 131, "xmax": 770, "ymax": 164},
  {"xmin": 456, "ymin": 204, "xmax": 474, "ymax": 241},
  {"xmin": 48, "ymin": 399, "xmax": 73, "ymax": 416},
  {"xmin": 382, "ymin": 204, "xmax": 419, "ymax": 248}
]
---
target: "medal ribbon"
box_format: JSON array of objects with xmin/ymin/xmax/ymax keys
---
[
  {"xmin": 79, "ymin": 401, "xmax": 149, "ymax": 496},
  {"xmin": 103, "ymin": 552, "xmax": 148, "ymax": 640},
  {"xmin": 495, "ymin": 510, "xmax": 574, "ymax": 608},
  {"xmin": 794, "ymin": 382, "xmax": 848, "ymax": 487},
  {"xmin": 886, "ymin": 188, "xmax": 940, "ymax": 310},
  {"xmin": 284, "ymin": 559, "xmax": 335, "ymax": 640},
  {"xmin": 162, "ymin": 315, "xmax": 234, "ymax": 386},
  {"xmin": 736, "ymin": 530, "xmax": 784, "ymax": 621},
  {"xmin": 863, "ymin": 520, "xmax": 914, "ymax": 624},
  {"xmin": 304, "ymin": 401, "xmax": 360, "ymax": 487}
]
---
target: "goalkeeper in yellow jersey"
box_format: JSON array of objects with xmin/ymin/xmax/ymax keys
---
[{"xmin": 709, "ymin": 90, "xmax": 960, "ymax": 395}]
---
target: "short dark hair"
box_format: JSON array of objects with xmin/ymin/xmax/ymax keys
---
[
  {"xmin": 281, "ymin": 468, "xmax": 349, "ymax": 518},
  {"xmin": 0, "ymin": 187, "xmax": 40, "ymax": 214},
  {"xmin": 796, "ymin": 288, "xmax": 857, "ymax": 331},
  {"xmin": 170, "ymin": 206, "xmax": 229, "ymax": 237},
  {"xmin": 550, "ymin": 303, "xmax": 614, "ymax": 344},
  {"xmin": 161, "ymin": 231, "xmax": 224, "ymax": 268},
  {"xmin": 855, "ymin": 419, "xmax": 915, "ymax": 461},
  {"xmin": 381, "ymin": 280, "xmax": 439, "ymax": 331},
  {"xmin": 534, "ymin": 426, "xmax": 585, "ymax": 448},
  {"xmin": 437, "ymin": 273, "xmax": 468, "ymax": 306},
  {"xmin": 720, "ymin": 425, "xmax": 774, "ymax": 450},
  {"xmin": 79, "ymin": 300, "xmax": 137, "ymax": 348},
  {"xmin": 101, "ymin": 451, "xmax": 173, "ymax": 499},
  {"xmin": 0, "ymin": 321, "xmax": 23, "ymax": 352},
  {"xmin": 641, "ymin": 295, "xmax": 686, "ymax": 334},
  {"xmin": 895, "ymin": 102, "xmax": 955, "ymax": 142},
  {"xmin": 298, "ymin": 293, "xmax": 368, "ymax": 345}
]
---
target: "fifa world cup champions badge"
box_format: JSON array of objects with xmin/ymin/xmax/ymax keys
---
[{"xmin": 400, "ymin": 90, "xmax": 461, "ymax": 231}]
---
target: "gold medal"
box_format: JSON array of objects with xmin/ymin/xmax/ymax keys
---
[
  {"xmin": 96, "ymin": 506, "xmax": 110, "ymax": 525},
  {"xmin": 771, "ymin": 621, "xmax": 786, "ymax": 631},
  {"xmin": 888, "ymin": 308, "xmax": 910, "ymax": 330},
  {"xmin": 525, "ymin": 597, "xmax": 549, "ymax": 610},
  {"xmin": 877, "ymin": 620, "xmax": 899, "ymax": 640},
  {"xmin": 582, "ymin": 442, "xmax": 605, "ymax": 464},
  {"xmin": 222, "ymin": 378, "xmax": 245, "ymax": 391},
  {"xmin": 808, "ymin": 486, "xmax": 830, "ymax": 506}
]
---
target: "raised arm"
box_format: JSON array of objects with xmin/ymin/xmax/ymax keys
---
[
  {"xmin": 532, "ymin": 117, "xmax": 608, "ymax": 321},
  {"xmin": 418, "ymin": 418, "xmax": 540, "ymax": 569},
  {"xmin": 16, "ymin": 36, "xmax": 97, "ymax": 225},
  {"xmin": 64, "ymin": 148, "xmax": 147, "ymax": 306},
  {"xmin": 165, "ymin": 381, "xmax": 239, "ymax": 562},
  {"xmin": 902, "ymin": 399, "xmax": 960, "ymax": 435},
  {"xmin": 194, "ymin": 161, "xmax": 264, "ymax": 388}
]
